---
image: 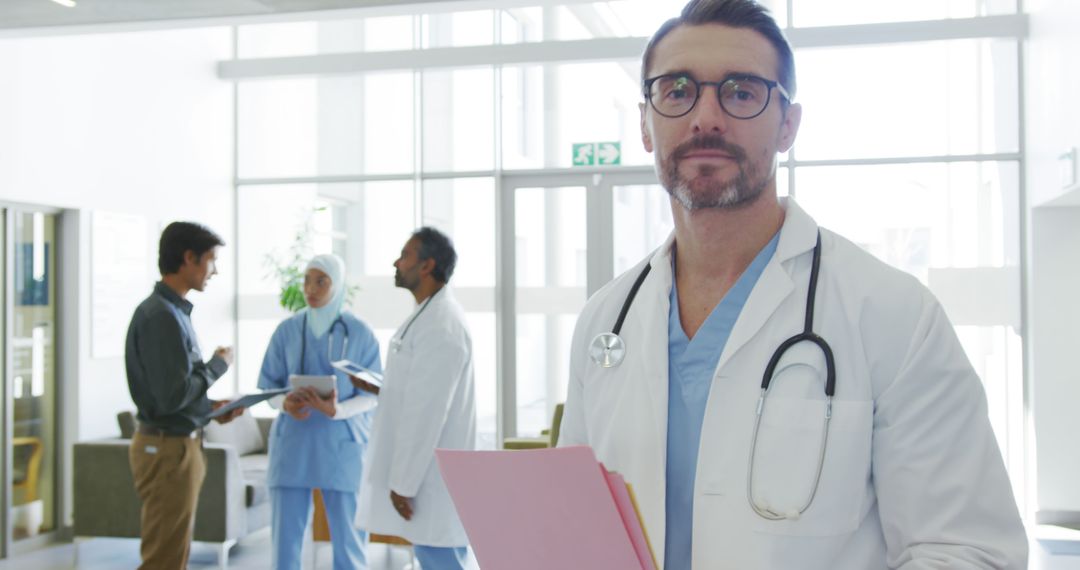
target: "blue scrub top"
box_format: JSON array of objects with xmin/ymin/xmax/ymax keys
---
[
  {"xmin": 258, "ymin": 310, "xmax": 382, "ymax": 492},
  {"xmin": 664, "ymin": 232, "xmax": 779, "ymax": 570}
]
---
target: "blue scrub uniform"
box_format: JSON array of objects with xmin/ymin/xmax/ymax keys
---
[
  {"xmin": 258, "ymin": 310, "xmax": 382, "ymax": 570},
  {"xmin": 664, "ymin": 232, "xmax": 779, "ymax": 570}
]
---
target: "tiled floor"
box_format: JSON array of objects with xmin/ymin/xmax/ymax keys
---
[
  {"xmin": 0, "ymin": 528, "xmax": 474, "ymax": 570},
  {"xmin": 0, "ymin": 527, "xmax": 1077, "ymax": 569}
]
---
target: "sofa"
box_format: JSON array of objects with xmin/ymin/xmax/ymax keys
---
[{"xmin": 73, "ymin": 411, "xmax": 273, "ymax": 568}]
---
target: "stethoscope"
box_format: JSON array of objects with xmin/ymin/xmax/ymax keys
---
[
  {"xmin": 300, "ymin": 313, "xmax": 349, "ymax": 372},
  {"xmin": 588, "ymin": 231, "xmax": 836, "ymax": 521},
  {"xmin": 390, "ymin": 288, "xmax": 441, "ymax": 353}
]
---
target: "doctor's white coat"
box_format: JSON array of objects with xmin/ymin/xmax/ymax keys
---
[
  {"xmin": 357, "ymin": 288, "xmax": 476, "ymax": 547},
  {"xmin": 559, "ymin": 199, "xmax": 1027, "ymax": 569}
]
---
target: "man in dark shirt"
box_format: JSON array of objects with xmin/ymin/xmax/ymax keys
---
[{"xmin": 125, "ymin": 221, "xmax": 243, "ymax": 570}]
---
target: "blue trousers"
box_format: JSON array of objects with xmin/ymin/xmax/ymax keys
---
[
  {"xmin": 413, "ymin": 545, "xmax": 468, "ymax": 570},
  {"xmin": 271, "ymin": 487, "xmax": 367, "ymax": 570}
]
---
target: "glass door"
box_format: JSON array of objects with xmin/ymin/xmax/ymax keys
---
[
  {"xmin": 512, "ymin": 185, "xmax": 588, "ymax": 438},
  {"xmin": 611, "ymin": 182, "xmax": 672, "ymax": 277},
  {"xmin": 496, "ymin": 168, "xmax": 658, "ymax": 441},
  {"xmin": 6, "ymin": 210, "xmax": 58, "ymax": 544}
]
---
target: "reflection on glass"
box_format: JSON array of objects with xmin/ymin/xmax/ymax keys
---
[
  {"xmin": 11, "ymin": 211, "xmax": 57, "ymax": 540},
  {"xmin": 795, "ymin": 39, "xmax": 1018, "ymax": 160},
  {"xmin": 515, "ymin": 187, "xmax": 587, "ymax": 437}
]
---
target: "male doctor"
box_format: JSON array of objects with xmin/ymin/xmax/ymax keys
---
[
  {"xmin": 558, "ymin": 1, "xmax": 1028, "ymax": 569},
  {"xmin": 356, "ymin": 227, "xmax": 476, "ymax": 570}
]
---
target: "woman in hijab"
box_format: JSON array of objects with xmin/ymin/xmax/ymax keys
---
[{"xmin": 257, "ymin": 254, "xmax": 381, "ymax": 570}]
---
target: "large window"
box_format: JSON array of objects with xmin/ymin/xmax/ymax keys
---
[
  {"xmin": 229, "ymin": 3, "xmax": 1025, "ymax": 479},
  {"xmin": 795, "ymin": 40, "xmax": 1019, "ymax": 160}
]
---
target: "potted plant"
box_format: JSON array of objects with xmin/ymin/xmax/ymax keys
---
[{"xmin": 264, "ymin": 206, "xmax": 358, "ymax": 313}]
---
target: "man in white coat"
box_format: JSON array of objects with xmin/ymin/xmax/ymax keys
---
[
  {"xmin": 559, "ymin": 1, "xmax": 1028, "ymax": 568},
  {"xmin": 356, "ymin": 227, "xmax": 476, "ymax": 570}
]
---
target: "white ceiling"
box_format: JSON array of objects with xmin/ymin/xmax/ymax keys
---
[{"xmin": 0, "ymin": 0, "xmax": 449, "ymax": 30}]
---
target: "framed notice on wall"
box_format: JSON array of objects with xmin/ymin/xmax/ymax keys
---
[{"xmin": 91, "ymin": 211, "xmax": 151, "ymax": 359}]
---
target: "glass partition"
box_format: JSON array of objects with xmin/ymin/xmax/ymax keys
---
[
  {"xmin": 514, "ymin": 186, "xmax": 587, "ymax": 437},
  {"xmin": 9, "ymin": 211, "xmax": 58, "ymax": 541}
]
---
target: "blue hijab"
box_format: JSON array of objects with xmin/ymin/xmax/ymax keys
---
[{"xmin": 304, "ymin": 254, "xmax": 346, "ymax": 338}]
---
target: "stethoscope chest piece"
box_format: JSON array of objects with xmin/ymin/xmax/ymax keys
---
[{"xmin": 589, "ymin": 332, "xmax": 626, "ymax": 368}]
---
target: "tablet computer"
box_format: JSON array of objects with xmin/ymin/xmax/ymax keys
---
[
  {"xmin": 288, "ymin": 374, "xmax": 336, "ymax": 397},
  {"xmin": 331, "ymin": 360, "xmax": 384, "ymax": 388},
  {"xmin": 205, "ymin": 388, "xmax": 290, "ymax": 419}
]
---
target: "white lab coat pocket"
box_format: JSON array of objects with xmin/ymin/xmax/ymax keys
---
[{"xmin": 748, "ymin": 397, "xmax": 873, "ymax": 537}]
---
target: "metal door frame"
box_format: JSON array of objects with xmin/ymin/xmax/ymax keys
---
[
  {"xmin": 493, "ymin": 166, "xmax": 657, "ymax": 442},
  {"xmin": 0, "ymin": 204, "xmax": 68, "ymax": 559}
]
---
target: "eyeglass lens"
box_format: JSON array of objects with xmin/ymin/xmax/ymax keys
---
[{"xmin": 648, "ymin": 74, "xmax": 773, "ymax": 119}]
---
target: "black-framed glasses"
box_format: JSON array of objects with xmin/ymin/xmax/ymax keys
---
[{"xmin": 643, "ymin": 72, "xmax": 791, "ymax": 120}]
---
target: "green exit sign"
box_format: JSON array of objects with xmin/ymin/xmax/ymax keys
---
[{"xmin": 572, "ymin": 141, "xmax": 621, "ymax": 166}]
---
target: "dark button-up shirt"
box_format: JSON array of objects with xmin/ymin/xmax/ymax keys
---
[{"xmin": 125, "ymin": 281, "xmax": 228, "ymax": 435}]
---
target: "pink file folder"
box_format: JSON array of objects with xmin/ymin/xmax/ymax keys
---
[
  {"xmin": 436, "ymin": 446, "xmax": 656, "ymax": 570},
  {"xmin": 604, "ymin": 471, "xmax": 658, "ymax": 570}
]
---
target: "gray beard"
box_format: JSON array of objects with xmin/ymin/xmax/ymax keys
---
[{"xmin": 663, "ymin": 159, "xmax": 768, "ymax": 211}]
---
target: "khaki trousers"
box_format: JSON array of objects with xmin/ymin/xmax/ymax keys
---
[{"xmin": 129, "ymin": 431, "xmax": 206, "ymax": 570}]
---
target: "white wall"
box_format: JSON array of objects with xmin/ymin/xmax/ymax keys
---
[
  {"xmin": 0, "ymin": 26, "xmax": 237, "ymax": 445},
  {"xmin": 1025, "ymin": 0, "xmax": 1080, "ymax": 517}
]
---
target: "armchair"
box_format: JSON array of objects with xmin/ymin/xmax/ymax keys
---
[{"xmin": 502, "ymin": 403, "xmax": 564, "ymax": 450}]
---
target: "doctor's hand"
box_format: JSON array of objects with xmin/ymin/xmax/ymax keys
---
[
  {"xmin": 348, "ymin": 375, "xmax": 380, "ymax": 395},
  {"xmin": 282, "ymin": 392, "xmax": 310, "ymax": 421},
  {"xmin": 390, "ymin": 491, "xmax": 413, "ymax": 521},
  {"xmin": 299, "ymin": 387, "xmax": 338, "ymax": 418}
]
